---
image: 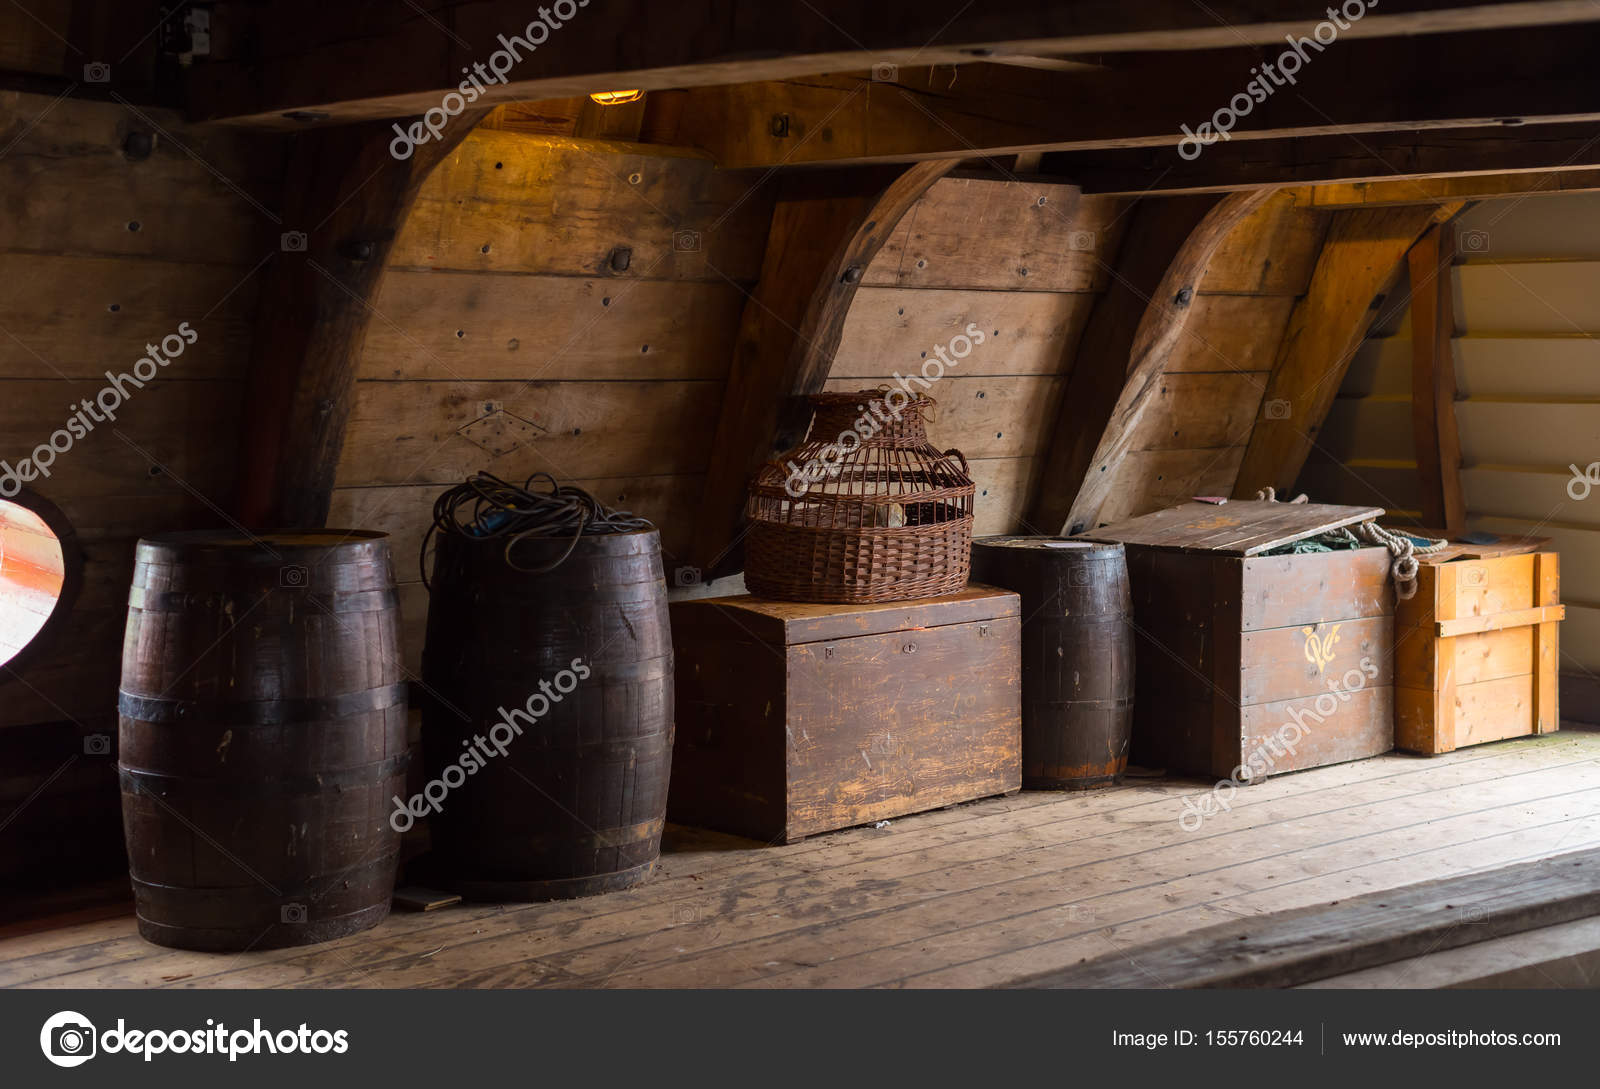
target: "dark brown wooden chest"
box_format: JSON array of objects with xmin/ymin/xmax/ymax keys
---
[
  {"xmin": 1087, "ymin": 501, "xmax": 1396, "ymax": 781},
  {"xmin": 668, "ymin": 586, "xmax": 1021, "ymax": 843}
]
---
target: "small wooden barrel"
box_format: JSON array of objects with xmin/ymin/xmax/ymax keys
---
[
  {"xmin": 421, "ymin": 529, "xmax": 673, "ymax": 900},
  {"xmin": 970, "ymin": 537, "xmax": 1134, "ymax": 789},
  {"xmin": 118, "ymin": 531, "xmax": 407, "ymax": 951}
]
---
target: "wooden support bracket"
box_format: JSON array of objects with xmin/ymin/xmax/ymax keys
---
[
  {"xmin": 689, "ymin": 159, "xmax": 958, "ymax": 578},
  {"xmin": 233, "ymin": 113, "xmax": 486, "ymax": 528},
  {"xmin": 1048, "ymin": 188, "xmax": 1277, "ymax": 535}
]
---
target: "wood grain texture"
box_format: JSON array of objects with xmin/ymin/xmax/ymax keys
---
[
  {"xmin": 1233, "ymin": 202, "xmax": 1463, "ymax": 498},
  {"xmin": 195, "ymin": 2, "xmax": 1600, "ymax": 126},
  {"xmin": 690, "ymin": 160, "xmax": 959, "ymax": 576},
  {"xmin": 1008, "ymin": 846, "xmax": 1600, "ymax": 989},
  {"xmin": 669, "ymin": 588, "xmax": 1022, "ymax": 842},
  {"xmin": 1395, "ymin": 552, "xmax": 1562, "ymax": 753},
  {"xmin": 1062, "ymin": 189, "xmax": 1278, "ymax": 533},
  {"xmin": 4, "ymin": 730, "xmax": 1598, "ymax": 988},
  {"xmin": 234, "ymin": 114, "xmax": 489, "ymax": 528},
  {"xmin": 118, "ymin": 532, "xmax": 406, "ymax": 951},
  {"xmin": 1028, "ymin": 195, "xmax": 1222, "ymax": 534},
  {"xmin": 1408, "ymin": 225, "xmax": 1467, "ymax": 535}
]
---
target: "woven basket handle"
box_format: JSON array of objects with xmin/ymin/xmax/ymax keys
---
[{"xmin": 940, "ymin": 447, "xmax": 969, "ymax": 474}]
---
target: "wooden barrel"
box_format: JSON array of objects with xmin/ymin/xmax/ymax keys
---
[
  {"xmin": 970, "ymin": 537, "xmax": 1134, "ymax": 789},
  {"xmin": 420, "ymin": 528, "xmax": 673, "ymax": 900},
  {"xmin": 118, "ymin": 531, "xmax": 407, "ymax": 951}
]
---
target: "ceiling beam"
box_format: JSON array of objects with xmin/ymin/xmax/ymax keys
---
[
  {"xmin": 193, "ymin": 1, "xmax": 1600, "ymax": 127},
  {"xmin": 654, "ymin": 27, "xmax": 1600, "ymax": 168},
  {"xmin": 1040, "ymin": 123, "xmax": 1600, "ymax": 196}
]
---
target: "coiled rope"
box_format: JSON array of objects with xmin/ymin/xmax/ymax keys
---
[
  {"xmin": 421, "ymin": 472, "xmax": 654, "ymax": 587},
  {"xmin": 1254, "ymin": 487, "xmax": 1447, "ymax": 600}
]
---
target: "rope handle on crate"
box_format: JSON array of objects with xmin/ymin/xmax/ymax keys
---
[{"xmin": 1254, "ymin": 487, "xmax": 1447, "ymax": 600}]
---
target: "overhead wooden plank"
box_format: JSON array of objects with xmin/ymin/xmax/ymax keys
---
[
  {"xmin": 232, "ymin": 114, "xmax": 488, "ymax": 528},
  {"xmin": 688, "ymin": 160, "xmax": 960, "ymax": 577},
  {"xmin": 653, "ymin": 28, "xmax": 1600, "ymax": 168},
  {"xmin": 1314, "ymin": 168, "xmax": 1600, "ymax": 208},
  {"xmin": 1053, "ymin": 188, "xmax": 1279, "ymax": 534},
  {"xmin": 1042, "ymin": 124, "xmax": 1600, "ymax": 197},
  {"xmin": 1006, "ymin": 846, "xmax": 1600, "ymax": 988},
  {"xmin": 1233, "ymin": 202, "xmax": 1464, "ymax": 499},
  {"xmin": 1408, "ymin": 224, "xmax": 1468, "ymax": 535},
  {"xmin": 192, "ymin": 2, "xmax": 1600, "ymax": 126},
  {"xmin": 1026, "ymin": 195, "xmax": 1222, "ymax": 534}
]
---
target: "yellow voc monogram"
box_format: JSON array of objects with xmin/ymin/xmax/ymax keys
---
[{"xmin": 1302, "ymin": 623, "xmax": 1342, "ymax": 674}]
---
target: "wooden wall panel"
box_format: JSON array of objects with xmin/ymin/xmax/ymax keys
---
[
  {"xmin": 863, "ymin": 185, "xmax": 1125, "ymax": 292},
  {"xmin": 0, "ymin": 93, "xmax": 279, "ymax": 731},
  {"xmin": 826, "ymin": 180, "xmax": 1126, "ymax": 538},
  {"xmin": 1075, "ymin": 188, "xmax": 1325, "ymax": 523},
  {"xmin": 335, "ymin": 129, "xmax": 779, "ymax": 666},
  {"xmin": 391, "ymin": 131, "xmax": 772, "ymax": 281},
  {"xmin": 831, "ymin": 287, "xmax": 1095, "ymax": 379},
  {"xmin": 359, "ymin": 274, "xmax": 746, "ymax": 382}
]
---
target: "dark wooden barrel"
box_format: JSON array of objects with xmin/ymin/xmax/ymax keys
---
[
  {"xmin": 970, "ymin": 537, "xmax": 1134, "ymax": 789},
  {"xmin": 118, "ymin": 531, "xmax": 407, "ymax": 951},
  {"xmin": 420, "ymin": 528, "xmax": 673, "ymax": 900}
]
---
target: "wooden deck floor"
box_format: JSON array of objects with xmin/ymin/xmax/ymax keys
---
[{"xmin": 5, "ymin": 729, "xmax": 1600, "ymax": 989}]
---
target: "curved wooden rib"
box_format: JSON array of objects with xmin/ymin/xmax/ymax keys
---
[
  {"xmin": 1232, "ymin": 201, "xmax": 1463, "ymax": 500},
  {"xmin": 690, "ymin": 158, "xmax": 958, "ymax": 577},
  {"xmin": 234, "ymin": 112, "xmax": 488, "ymax": 528},
  {"xmin": 1061, "ymin": 187, "xmax": 1277, "ymax": 534}
]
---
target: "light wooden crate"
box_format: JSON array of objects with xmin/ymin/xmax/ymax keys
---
[{"xmin": 1395, "ymin": 551, "xmax": 1563, "ymax": 753}]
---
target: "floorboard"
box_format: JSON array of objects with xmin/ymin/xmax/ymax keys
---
[{"xmin": 3, "ymin": 731, "xmax": 1598, "ymax": 989}]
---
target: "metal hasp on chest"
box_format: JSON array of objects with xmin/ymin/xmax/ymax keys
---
[
  {"xmin": 1085, "ymin": 501, "xmax": 1395, "ymax": 782},
  {"xmin": 668, "ymin": 586, "xmax": 1021, "ymax": 843}
]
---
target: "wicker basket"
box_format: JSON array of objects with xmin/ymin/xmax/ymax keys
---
[{"xmin": 745, "ymin": 390, "xmax": 975, "ymax": 603}]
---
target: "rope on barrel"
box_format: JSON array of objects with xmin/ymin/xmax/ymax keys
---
[
  {"xmin": 1253, "ymin": 487, "xmax": 1447, "ymax": 601},
  {"xmin": 421, "ymin": 472, "xmax": 654, "ymax": 587}
]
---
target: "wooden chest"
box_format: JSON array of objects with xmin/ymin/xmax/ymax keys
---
[
  {"xmin": 1395, "ymin": 545, "xmax": 1563, "ymax": 754},
  {"xmin": 668, "ymin": 586, "xmax": 1022, "ymax": 843},
  {"xmin": 1087, "ymin": 501, "xmax": 1395, "ymax": 781}
]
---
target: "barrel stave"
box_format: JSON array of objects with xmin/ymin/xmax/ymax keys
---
[
  {"xmin": 420, "ymin": 528, "xmax": 674, "ymax": 900},
  {"xmin": 118, "ymin": 530, "xmax": 405, "ymax": 952}
]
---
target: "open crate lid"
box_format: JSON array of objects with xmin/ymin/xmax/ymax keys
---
[{"xmin": 1081, "ymin": 500, "xmax": 1384, "ymax": 556}]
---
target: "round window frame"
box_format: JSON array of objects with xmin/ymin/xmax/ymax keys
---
[{"xmin": 0, "ymin": 489, "xmax": 84, "ymax": 680}]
